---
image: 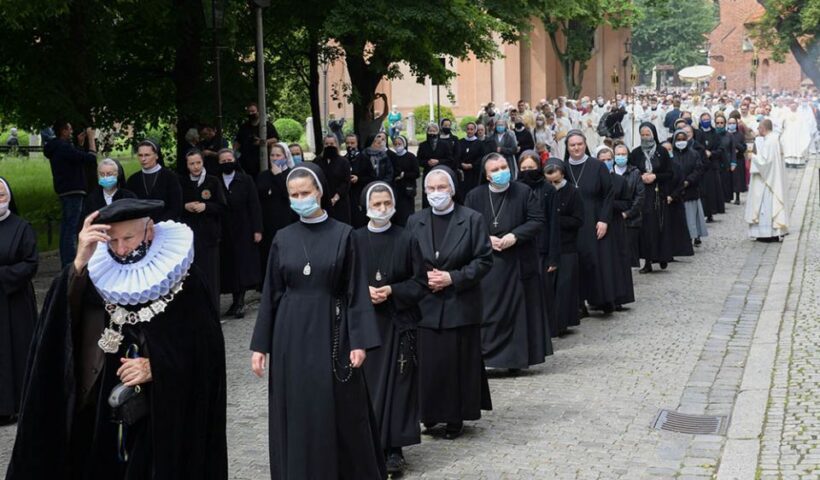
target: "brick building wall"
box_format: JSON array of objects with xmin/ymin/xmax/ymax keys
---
[{"xmin": 708, "ymin": 0, "xmax": 806, "ymax": 93}]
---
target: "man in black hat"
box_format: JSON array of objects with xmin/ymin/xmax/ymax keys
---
[{"xmin": 6, "ymin": 199, "xmax": 227, "ymax": 480}]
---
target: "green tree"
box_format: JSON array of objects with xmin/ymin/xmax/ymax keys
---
[
  {"xmin": 751, "ymin": 0, "xmax": 820, "ymax": 87},
  {"xmin": 539, "ymin": 0, "xmax": 640, "ymax": 99},
  {"xmin": 631, "ymin": 0, "xmax": 717, "ymax": 83},
  {"xmin": 323, "ymin": 0, "xmax": 533, "ymax": 141}
]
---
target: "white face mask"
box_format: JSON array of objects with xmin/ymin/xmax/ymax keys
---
[
  {"xmin": 675, "ymin": 141, "xmax": 688, "ymax": 150},
  {"xmin": 0, "ymin": 201, "xmax": 8, "ymax": 216},
  {"xmin": 367, "ymin": 207, "xmax": 395, "ymax": 226},
  {"xmin": 427, "ymin": 191, "xmax": 452, "ymax": 210}
]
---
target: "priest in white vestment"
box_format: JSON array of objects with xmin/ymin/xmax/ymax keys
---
[
  {"xmin": 780, "ymin": 101, "xmax": 816, "ymax": 167},
  {"xmin": 746, "ymin": 119, "xmax": 789, "ymax": 240}
]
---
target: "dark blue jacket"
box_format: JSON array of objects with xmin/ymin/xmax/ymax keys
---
[{"xmin": 44, "ymin": 139, "xmax": 96, "ymax": 196}]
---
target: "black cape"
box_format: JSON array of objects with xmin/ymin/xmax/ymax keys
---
[
  {"xmin": 464, "ymin": 182, "xmax": 552, "ymax": 368},
  {"xmin": 250, "ymin": 218, "xmax": 386, "ymax": 479},
  {"xmin": 220, "ymin": 171, "xmax": 263, "ymax": 292},
  {"xmin": 353, "ymin": 225, "xmax": 425, "ymax": 449},
  {"xmin": 0, "ymin": 214, "xmax": 39, "ymax": 417},
  {"xmin": 7, "ymin": 265, "xmax": 227, "ymax": 479}
]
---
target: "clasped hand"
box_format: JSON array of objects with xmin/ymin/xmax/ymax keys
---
[
  {"xmin": 490, "ymin": 233, "xmax": 516, "ymax": 251},
  {"xmin": 369, "ymin": 285, "xmax": 392, "ymax": 304},
  {"xmin": 117, "ymin": 357, "xmax": 152, "ymax": 387},
  {"xmin": 427, "ymin": 269, "xmax": 452, "ymax": 293}
]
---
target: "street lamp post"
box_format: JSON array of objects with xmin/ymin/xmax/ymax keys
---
[
  {"xmin": 251, "ymin": 0, "xmax": 270, "ymax": 173},
  {"xmin": 751, "ymin": 48, "xmax": 759, "ymax": 96},
  {"xmin": 623, "ymin": 37, "xmax": 632, "ymax": 94},
  {"xmin": 321, "ymin": 59, "xmax": 329, "ymax": 136}
]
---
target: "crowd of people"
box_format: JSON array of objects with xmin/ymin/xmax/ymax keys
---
[{"xmin": 0, "ymin": 88, "xmax": 817, "ymax": 479}]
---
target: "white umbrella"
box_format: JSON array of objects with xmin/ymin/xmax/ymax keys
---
[{"xmin": 678, "ymin": 65, "xmax": 715, "ymax": 81}]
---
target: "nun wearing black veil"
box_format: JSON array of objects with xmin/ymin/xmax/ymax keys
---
[
  {"xmin": 250, "ymin": 162, "xmax": 386, "ymax": 479},
  {"xmin": 0, "ymin": 177, "xmax": 38, "ymax": 425}
]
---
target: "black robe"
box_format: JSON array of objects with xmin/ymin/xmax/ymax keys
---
[
  {"xmin": 608, "ymin": 173, "xmax": 636, "ymax": 306},
  {"xmin": 616, "ymin": 165, "xmax": 644, "ymax": 267},
  {"xmin": 389, "ymin": 150, "xmax": 420, "ymax": 226},
  {"xmin": 716, "ymin": 131, "xmax": 736, "ymax": 202},
  {"xmin": 220, "ymin": 172, "xmax": 263, "ymax": 293},
  {"xmin": 256, "ymin": 169, "xmax": 297, "ymax": 276},
  {"xmin": 730, "ymin": 130, "xmax": 748, "ymax": 194},
  {"xmin": 126, "ymin": 168, "xmax": 183, "ymax": 222},
  {"xmin": 250, "ymin": 218, "xmax": 386, "ymax": 480},
  {"xmin": 628, "ymin": 146, "xmax": 675, "ymax": 264},
  {"xmin": 693, "ymin": 129, "xmax": 724, "ymax": 215},
  {"xmin": 180, "ymin": 175, "xmax": 227, "ymax": 309},
  {"xmin": 317, "ymin": 153, "xmax": 353, "ymax": 225},
  {"xmin": 457, "ymin": 138, "xmax": 485, "ymax": 195},
  {"xmin": 417, "ymin": 140, "xmax": 454, "ymax": 208},
  {"xmin": 405, "ymin": 205, "xmax": 493, "ymax": 423},
  {"xmin": 465, "ymin": 182, "xmax": 552, "ymax": 368},
  {"xmin": 0, "ymin": 214, "xmax": 38, "ymax": 417},
  {"xmin": 353, "ymin": 225, "xmax": 425, "ymax": 450},
  {"xmin": 349, "ymin": 152, "xmax": 377, "ymax": 228},
  {"xmin": 7, "ymin": 265, "xmax": 226, "ymax": 479},
  {"xmin": 565, "ymin": 158, "xmax": 617, "ymax": 309},
  {"xmin": 666, "ymin": 162, "xmax": 695, "ymax": 257},
  {"xmin": 514, "ymin": 127, "xmax": 535, "ymax": 154},
  {"xmin": 553, "ymin": 183, "xmax": 584, "ymax": 334}
]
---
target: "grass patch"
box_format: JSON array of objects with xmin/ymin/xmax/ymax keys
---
[{"xmin": 0, "ymin": 153, "xmax": 140, "ymax": 252}]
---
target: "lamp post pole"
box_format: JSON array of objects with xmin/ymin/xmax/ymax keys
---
[
  {"xmin": 213, "ymin": 0, "xmax": 224, "ymax": 146},
  {"xmin": 254, "ymin": 1, "xmax": 269, "ymax": 173}
]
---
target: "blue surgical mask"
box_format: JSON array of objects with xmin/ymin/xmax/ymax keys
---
[
  {"xmin": 727, "ymin": 124, "xmax": 737, "ymax": 133},
  {"xmin": 496, "ymin": 125, "xmax": 507, "ymax": 133},
  {"xmin": 490, "ymin": 169, "xmax": 511, "ymax": 186},
  {"xmin": 290, "ymin": 195, "xmax": 320, "ymax": 217},
  {"xmin": 700, "ymin": 120, "xmax": 711, "ymax": 130},
  {"xmin": 98, "ymin": 176, "xmax": 118, "ymax": 189},
  {"xmin": 292, "ymin": 155, "xmax": 303, "ymax": 164},
  {"xmin": 274, "ymin": 159, "xmax": 288, "ymax": 169},
  {"xmin": 756, "ymin": 114, "xmax": 764, "ymax": 122},
  {"xmin": 614, "ymin": 155, "xmax": 628, "ymax": 167}
]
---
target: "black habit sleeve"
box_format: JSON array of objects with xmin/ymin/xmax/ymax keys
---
[
  {"xmin": 544, "ymin": 190, "xmax": 561, "ymax": 267},
  {"xmin": 159, "ymin": 170, "xmax": 183, "ymax": 222},
  {"xmin": 251, "ymin": 238, "xmax": 284, "ymax": 354},
  {"xmin": 388, "ymin": 233, "xmax": 427, "ymax": 312},
  {"xmin": 0, "ymin": 222, "xmax": 38, "ymax": 294},
  {"xmin": 246, "ymin": 175, "xmax": 264, "ymax": 234},
  {"xmin": 448, "ymin": 211, "xmax": 493, "ymax": 292},
  {"xmin": 596, "ymin": 162, "xmax": 613, "ymax": 224},
  {"xmin": 510, "ymin": 188, "xmax": 544, "ymax": 243},
  {"xmin": 343, "ymin": 230, "xmax": 381, "ymax": 351},
  {"xmin": 625, "ymin": 171, "xmax": 645, "ymax": 221}
]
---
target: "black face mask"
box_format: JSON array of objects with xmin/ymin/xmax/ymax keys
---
[
  {"xmin": 323, "ymin": 146, "xmax": 338, "ymax": 158},
  {"xmin": 108, "ymin": 223, "xmax": 152, "ymax": 265},
  {"xmin": 427, "ymin": 134, "xmax": 438, "ymax": 144},
  {"xmin": 441, "ymin": 127, "xmax": 452, "ymax": 136},
  {"xmin": 346, "ymin": 147, "xmax": 357, "ymax": 157},
  {"xmin": 219, "ymin": 162, "xmax": 238, "ymax": 174},
  {"xmin": 248, "ymin": 113, "xmax": 258, "ymax": 121},
  {"xmin": 518, "ymin": 169, "xmax": 544, "ymax": 187}
]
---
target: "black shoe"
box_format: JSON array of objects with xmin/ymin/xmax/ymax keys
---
[
  {"xmin": 224, "ymin": 303, "xmax": 237, "ymax": 317},
  {"xmin": 706, "ymin": 216, "xmax": 714, "ymax": 223},
  {"xmin": 639, "ymin": 264, "xmax": 653, "ymax": 274},
  {"xmin": 444, "ymin": 422, "xmax": 464, "ymax": 440},
  {"xmin": 507, "ymin": 368, "xmax": 521, "ymax": 376},
  {"xmin": 615, "ymin": 305, "xmax": 630, "ymax": 312},
  {"xmin": 234, "ymin": 303, "xmax": 245, "ymax": 319},
  {"xmin": 385, "ymin": 449, "xmax": 406, "ymax": 475},
  {"xmin": 579, "ymin": 305, "xmax": 590, "ymax": 319},
  {"xmin": 660, "ymin": 262, "xmax": 668, "ymax": 270},
  {"xmin": 422, "ymin": 422, "xmax": 439, "ymax": 435},
  {"xmin": 733, "ymin": 199, "xmax": 740, "ymax": 205},
  {"xmin": 694, "ymin": 237, "xmax": 702, "ymax": 247}
]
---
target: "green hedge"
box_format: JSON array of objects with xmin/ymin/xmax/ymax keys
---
[
  {"xmin": 0, "ymin": 129, "xmax": 31, "ymax": 146},
  {"xmin": 412, "ymin": 105, "xmax": 456, "ymax": 135},
  {"xmin": 274, "ymin": 118, "xmax": 304, "ymax": 143}
]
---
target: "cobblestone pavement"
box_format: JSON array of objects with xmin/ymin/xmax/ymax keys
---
[
  {"xmin": 0, "ymin": 164, "xmax": 813, "ymax": 479},
  {"xmin": 758, "ymin": 165, "xmax": 820, "ymax": 480}
]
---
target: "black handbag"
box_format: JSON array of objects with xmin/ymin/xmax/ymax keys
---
[{"xmin": 108, "ymin": 344, "xmax": 149, "ymax": 426}]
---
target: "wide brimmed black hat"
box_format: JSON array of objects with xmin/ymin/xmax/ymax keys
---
[{"xmin": 93, "ymin": 199, "xmax": 164, "ymax": 224}]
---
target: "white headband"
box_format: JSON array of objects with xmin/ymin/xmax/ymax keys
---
[
  {"xmin": 286, "ymin": 166, "xmax": 323, "ymax": 196},
  {"xmin": 424, "ymin": 169, "xmax": 455, "ymax": 195},
  {"xmin": 365, "ymin": 181, "xmax": 395, "ymax": 205}
]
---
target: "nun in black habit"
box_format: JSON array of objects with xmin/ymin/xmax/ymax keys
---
[
  {"xmin": 256, "ymin": 143, "xmax": 298, "ymax": 274},
  {"xmin": 217, "ymin": 149, "xmax": 263, "ymax": 318},
  {"xmin": 517, "ymin": 151, "xmax": 560, "ymax": 339},
  {"xmin": 458, "ymin": 122, "xmax": 486, "ymax": 195},
  {"xmin": 417, "ymin": 124, "xmax": 455, "ymax": 207},
  {"xmin": 180, "ymin": 149, "xmax": 228, "ymax": 310},
  {"xmin": 465, "ymin": 152, "xmax": 552, "ymax": 370},
  {"xmin": 126, "ymin": 140, "xmax": 183, "ymax": 222},
  {"xmin": 353, "ymin": 181, "xmax": 426, "ymax": 476},
  {"xmin": 0, "ymin": 178, "xmax": 38, "ymax": 425},
  {"xmin": 405, "ymin": 166, "xmax": 493, "ymax": 439},
  {"xmin": 318, "ymin": 134, "xmax": 353, "ymax": 225},
  {"xmin": 389, "ymin": 135, "xmax": 419, "ymax": 226},
  {"xmin": 563, "ymin": 130, "xmax": 616, "ymax": 315},
  {"xmin": 628, "ymin": 122, "xmax": 676, "ymax": 273},
  {"xmin": 82, "ymin": 158, "xmax": 137, "ymax": 220},
  {"xmin": 349, "ymin": 136, "xmax": 377, "ymax": 228},
  {"xmin": 250, "ymin": 163, "xmax": 385, "ymax": 480},
  {"xmin": 693, "ymin": 114, "xmax": 725, "ymax": 219},
  {"xmin": 545, "ymin": 159, "xmax": 584, "ymax": 335}
]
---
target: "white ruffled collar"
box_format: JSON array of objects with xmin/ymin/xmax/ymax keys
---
[{"xmin": 88, "ymin": 221, "xmax": 194, "ymax": 305}]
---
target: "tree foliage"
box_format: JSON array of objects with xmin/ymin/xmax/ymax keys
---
[
  {"xmin": 631, "ymin": 0, "xmax": 717, "ymax": 80},
  {"xmin": 751, "ymin": 0, "xmax": 820, "ymax": 87},
  {"xmin": 539, "ymin": 0, "xmax": 640, "ymax": 98}
]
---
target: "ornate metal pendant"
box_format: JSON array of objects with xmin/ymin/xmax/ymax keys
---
[
  {"xmin": 303, "ymin": 262, "xmax": 312, "ymax": 276},
  {"xmin": 375, "ymin": 270, "xmax": 382, "ymax": 282}
]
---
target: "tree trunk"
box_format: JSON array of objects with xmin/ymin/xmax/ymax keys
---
[
  {"xmin": 172, "ymin": 0, "xmax": 204, "ymax": 171},
  {"xmin": 308, "ymin": 38, "xmax": 324, "ymax": 154},
  {"xmin": 789, "ymin": 38, "xmax": 819, "ymax": 88},
  {"xmin": 345, "ymin": 50, "xmax": 387, "ymax": 143}
]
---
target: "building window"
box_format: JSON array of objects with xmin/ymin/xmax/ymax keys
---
[{"xmin": 741, "ymin": 33, "xmax": 754, "ymax": 52}]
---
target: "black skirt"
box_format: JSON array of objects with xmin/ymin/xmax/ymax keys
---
[
  {"xmin": 418, "ymin": 325, "xmax": 492, "ymax": 424},
  {"xmin": 552, "ymin": 252, "xmax": 580, "ymax": 333}
]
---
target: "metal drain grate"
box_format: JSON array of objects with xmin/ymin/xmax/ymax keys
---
[{"xmin": 652, "ymin": 410, "xmax": 729, "ymax": 435}]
